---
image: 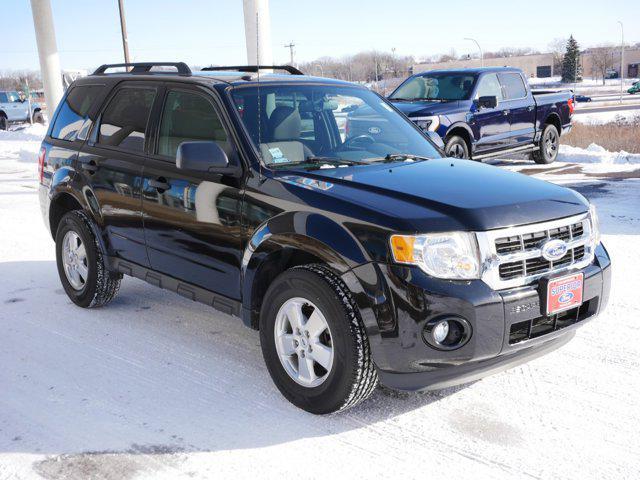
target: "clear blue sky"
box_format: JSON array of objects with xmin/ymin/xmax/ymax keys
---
[{"xmin": 1, "ymin": 0, "xmax": 636, "ymax": 71}]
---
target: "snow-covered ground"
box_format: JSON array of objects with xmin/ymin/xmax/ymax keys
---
[
  {"xmin": 1, "ymin": 126, "xmax": 639, "ymax": 480},
  {"xmin": 573, "ymin": 109, "xmax": 640, "ymax": 125}
]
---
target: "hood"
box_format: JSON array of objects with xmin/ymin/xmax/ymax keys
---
[
  {"xmin": 276, "ymin": 159, "xmax": 588, "ymax": 232},
  {"xmin": 391, "ymin": 100, "xmax": 462, "ymax": 117}
]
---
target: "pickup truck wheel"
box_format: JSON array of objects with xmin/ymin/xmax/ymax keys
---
[
  {"xmin": 444, "ymin": 135, "xmax": 469, "ymax": 159},
  {"xmin": 55, "ymin": 210, "xmax": 121, "ymax": 308},
  {"xmin": 33, "ymin": 111, "xmax": 45, "ymax": 124},
  {"xmin": 0, "ymin": 114, "xmax": 7, "ymax": 131},
  {"xmin": 260, "ymin": 264, "xmax": 378, "ymax": 414},
  {"xmin": 533, "ymin": 124, "xmax": 559, "ymax": 164}
]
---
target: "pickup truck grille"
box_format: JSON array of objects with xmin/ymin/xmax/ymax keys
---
[{"xmin": 476, "ymin": 213, "xmax": 595, "ymax": 290}]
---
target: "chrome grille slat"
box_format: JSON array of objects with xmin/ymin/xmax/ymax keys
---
[{"xmin": 476, "ymin": 213, "xmax": 595, "ymax": 290}]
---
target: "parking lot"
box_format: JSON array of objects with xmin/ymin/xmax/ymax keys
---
[{"xmin": 1, "ymin": 127, "xmax": 638, "ymax": 480}]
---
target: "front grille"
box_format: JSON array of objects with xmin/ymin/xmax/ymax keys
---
[
  {"xmin": 477, "ymin": 213, "xmax": 595, "ymax": 290},
  {"xmin": 509, "ymin": 301, "xmax": 592, "ymax": 344},
  {"xmin": 495, "ymin": 221, "xmax": 589, "ymax": 281}
]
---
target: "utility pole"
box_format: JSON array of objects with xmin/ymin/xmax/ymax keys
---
[
  {"xmin": 29, "ymin": 0, "xmax": 64, "ymax": 113},
  {"xmin": 618, "ymin": 21, "xmax": 624, "ymax": 104},
  {"xmin": 284, "ymin": 41, "xmax": 295, "ymax": 66},
  {"xmin": 117, "ymin": 0, "xmax": 131, "ymax": 66},
  {"xmin": 464, "ymin": 37, "xmax": 483, "ymax": 67}
]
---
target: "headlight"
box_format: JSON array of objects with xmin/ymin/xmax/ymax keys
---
[
  {"xmin": 413, "ymin": 115, "xmax": 440, "ymax": 132},
  {"xmin": 589, "ymin": 203, "xmax": 600, "ymax": 245},
  {"xmin": 390, "ymin": 232, "xmax": 481, "ymax": 280}
]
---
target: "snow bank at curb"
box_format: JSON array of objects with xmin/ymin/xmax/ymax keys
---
[
  {"xmin": 558, "ymin": 144, "xmax": 640, "ymax": 165},
  {"xmin": 0, "ymin": 124, "xmax": 47, "ymax": 163}
]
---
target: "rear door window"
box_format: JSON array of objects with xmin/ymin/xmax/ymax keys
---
[
  {"xmin": 499, "ymin": 73, "xmax": 527, "ymax": 99},
  {"xmin": 98, "ymin": 87, "xmax": 156, "ymax": 152},
  {"xmin": 50, "ymin": 85, "xmax": 104, "ymax": 141}
]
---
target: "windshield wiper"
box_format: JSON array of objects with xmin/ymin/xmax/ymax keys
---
[
  {"xmin": 269, "ymin": 156, "xmax": 366, "ymax": 169},
  {"xmin": 368, "ymin": 153, "xmax": 434, "ymax": 163},
  {"xmin": 305, "ymin": 156, "xmax": 368, "ymax": 167}
]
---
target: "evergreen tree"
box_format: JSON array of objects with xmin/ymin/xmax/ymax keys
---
[{"xmin": 561, "ymin": 35, "xmax": 582, "ymax": 83}]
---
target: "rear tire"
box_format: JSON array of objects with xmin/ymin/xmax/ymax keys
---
[
  {"xmin": 260, "ymin": 264, "xmax": 378, "ymax": 414},
  {"xmin": 444, "ymin": 135, "xmax": 470, "ymax": 159},
  {"xmin": 33, "ymin": 111, "xmax": 45, "ymax": 124},
  {"xmin": 55, "ymin": 210, "xmax": 121, "ymax": 308},
  {"xmin": 532, "ymin": 124, "xmax": 559, "ymax": 164}
]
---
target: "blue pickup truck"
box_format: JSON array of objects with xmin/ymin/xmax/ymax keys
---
[{"xmin": 384, "ymin": 67, "xmax": 573, "ymax": 163}]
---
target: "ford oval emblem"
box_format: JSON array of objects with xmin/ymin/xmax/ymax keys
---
[
  {"xmin": 541, "ymin": 239, "xmax": 568, "ymax": 262},
  {"xmin": 368, "ymin": 126, "xmax": 381, "ymax": 134},
  {"xmin": 558, "ymin": 292, "xmax": 574, "ymax": 304}
]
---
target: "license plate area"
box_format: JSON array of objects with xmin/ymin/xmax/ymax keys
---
[{"xmin": 542, "ymin": 272, "xmax": 584, "ymax": 315}]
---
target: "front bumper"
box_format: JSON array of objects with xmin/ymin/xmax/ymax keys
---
[{"xmin": 342, "ymin": 243, "xmax": 611, "ymax": 392}]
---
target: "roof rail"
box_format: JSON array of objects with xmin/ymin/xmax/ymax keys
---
[
  {"xmin": 92, "ymin": 62, "xmax": 192, "ymax": 75},
  {"xmin": 200, "ymin": 65, "xmax": 304, "ymax": 75}
]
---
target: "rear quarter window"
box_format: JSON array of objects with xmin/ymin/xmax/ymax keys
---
[{"xmin": 51, "ymin": 85, "xmax": 105, "ymax": 141}]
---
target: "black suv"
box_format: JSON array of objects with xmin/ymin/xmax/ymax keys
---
[{"xmin": 38, "ymin": 62, "xmax": 611, "ymax": 414}]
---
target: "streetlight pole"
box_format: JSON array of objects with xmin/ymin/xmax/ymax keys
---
[
  {"xmin": 284, "ymin": 41, "xmax": 295, "ymax": 66},
  {"xmin": 464, "ymin": 37, "xmax": 483, "ymax": 67},
  {"xmin": 618, "ymin": 21, "xmax": 624, "ymax": 104}
]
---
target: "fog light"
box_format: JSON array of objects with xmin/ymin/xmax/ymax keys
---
[
  {"xmin": 423, "ymin": 316, "xmax": 472, "ymax": 351},
  {"xmin": 432, "ymin": 320, "xmax": 449, "ymax": 344}
]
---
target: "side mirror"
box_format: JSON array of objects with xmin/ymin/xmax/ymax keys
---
[
  {"xmin": 425, "ymin": 130, "xmax": 445, "ymax": 149},
  {"xmin": 176, "ymin": 141, "xmax": 239, "ymax": 176},
  {"xmin": 478, "ymin": 95, "xmax": 498, "ymax": 109}
]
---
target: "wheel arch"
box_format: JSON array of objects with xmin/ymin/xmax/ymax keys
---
[
  {"xmin": 444, "ymin": 124, "xmax": 473, "ymax": 155},
  {"xmin": 543, "ymin": 112, "xmax": 562, "ymax": 133},
  {"xmin": 240, "ymin": 212, "xmax": 370, "ymax": 329}
]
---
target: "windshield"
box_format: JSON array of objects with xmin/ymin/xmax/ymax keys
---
[
  {"xmin": 231, "ymin": 84, "xmax": 440, "ymax": 168},
  {"xmin": 390, "ymin": 73, "xmax": 477, "ymax": 101}
]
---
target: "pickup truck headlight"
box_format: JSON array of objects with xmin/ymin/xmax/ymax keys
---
[
  {"xmin": 390, "ymin": 232, "xmax": 480, "ymax": 280},
  {"xmin": 589, "ymin": 203, "xmax": 600, "ymax": 245},
  {"xmin": 412, "ymin": 115, "xmax": 440, "ymax": 132}
]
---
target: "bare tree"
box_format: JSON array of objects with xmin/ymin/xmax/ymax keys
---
[
  {"xmin": 588, "ymin": 45, "xmax": 616, "ymax": 85},
  {"xmin": 548, "ymin": 37, "xmax": 567, "ymax": 74}
]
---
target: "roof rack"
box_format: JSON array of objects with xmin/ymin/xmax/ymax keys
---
[
  {"xmin": 92, "ymin": 62, "xmax": 192, "ymax": 75},
  {"xmin": 200, "ymin": 65, "xmax": 304, "ymax": 75}
]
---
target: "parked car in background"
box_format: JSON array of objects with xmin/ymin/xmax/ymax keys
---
[
  {"xmin": 386, "ymin": 67, "xmax": 574, "ymax": 164},
  {"xmin": 0, "ymin": 90, "xmax": 45, "ymax": 130},
  {"xmin": 574, "ymin": 94, "xmax": 592, "ymax": 102},
  {"xmin": 628, "ymin": 81, "xmax": 640, "ymax": 95},
  {"xmin": 38, "ymin": 62, "xmax": 610, "ymax": 414}
]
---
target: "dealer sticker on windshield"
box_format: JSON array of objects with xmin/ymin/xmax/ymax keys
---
[{"xmin": 546, "ymin": 272, "xmax": 583, "ymax": 315}]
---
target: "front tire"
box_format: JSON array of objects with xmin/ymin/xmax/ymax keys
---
[
  {"xmin": 444, "ymin": 135, "xmax": 470, "ymax": 159},
  {"xmin": 532, "ymin": 124, "xmax": 559, "ymax": 164},
  {"xmin": 55, "ymin": 210, "xmax": 121, "ymax": 308},
  {"xmin": 260, "ymin": 264, "xmax": 378, "ymax": 414},
  {"xmin": 0, "ymin": 114, "xmax": 7, "ymax": 131}
]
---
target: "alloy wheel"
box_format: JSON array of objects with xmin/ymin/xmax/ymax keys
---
[
  {"xmin": 62, "ymin": 231, "xmax": 89, "ymax": 290},
  {"xmin": 274, "ymin": 297, "xmax": 334, "ymax": 388}
]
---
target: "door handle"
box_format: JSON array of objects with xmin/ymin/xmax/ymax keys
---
[
  {"xmin": 502, "ymin": 109, "xmax": 510, "ymax": 116},
  {"xmin": 527, "ymin": 106, "xmax": 534, "ymax": 111},
  {"xmin": 80, "ymin": 160, "xmax": 98, "ymax": 173},
  {"xmin": 149, "ymin": 177, "xmax": 170, "ymax": 192}
]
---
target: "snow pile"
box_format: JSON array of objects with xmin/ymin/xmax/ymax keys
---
[
  {"xmin": 0, "ymin": 124, "xmax": 47, "ymax": 164},
  {"xmin": 558, "ymin": 143, "xmax": 640, "ymax": 165},
  {"xmin": 574, "ymin": 110, "xmax": 640, "ymax": 125}
]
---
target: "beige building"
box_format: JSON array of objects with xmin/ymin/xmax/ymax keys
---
[{"xmin": 413, "ymin": 48, "xmax": 640, "ymax": 80}]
